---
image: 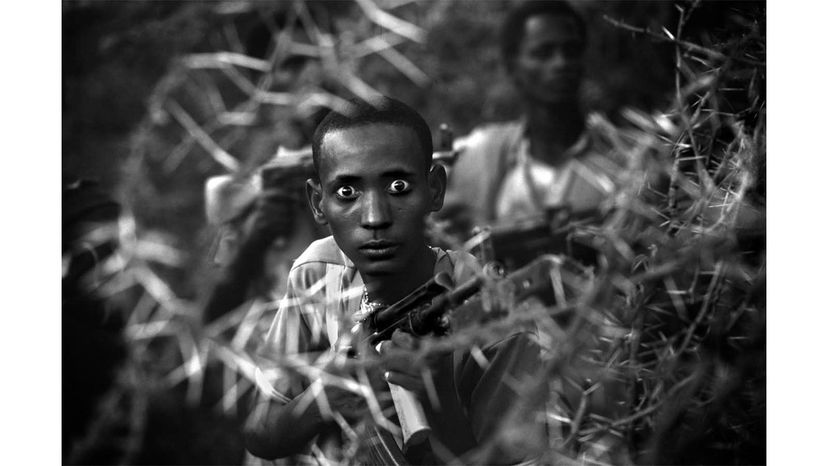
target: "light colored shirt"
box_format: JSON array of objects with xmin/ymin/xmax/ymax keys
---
[
  {"xmin": 495, "ymin": 138, "xmax": 577, "ymax": 221},
  {"xmin": 441, "ymin": 118, "xmax": 621, "ymax": 229}
]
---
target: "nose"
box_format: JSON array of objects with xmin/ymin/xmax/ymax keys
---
[{"xmin": 360, "ymin": 190, "xmax": 392, "ymax": 229}]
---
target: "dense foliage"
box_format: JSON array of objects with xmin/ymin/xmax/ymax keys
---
[{"xmin": 62, "ymin": 1, "xmax": 765, "ymax": 464}]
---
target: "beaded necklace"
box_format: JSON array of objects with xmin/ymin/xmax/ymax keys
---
[{"xmin": 358, "ymin": 286, "xmax": 387, "ymax": 321}]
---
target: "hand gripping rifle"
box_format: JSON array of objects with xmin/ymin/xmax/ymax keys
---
[
  {"xmin": 259, "ymin": 146, "xmax": 315, "ymax": 197},
  {"xmin": 359, "ymin": 254, "xmax": 591, "ymax": 464},
  {"xmin": 256, "ymin": 147, "xmax": 322, "ymax": 251}
]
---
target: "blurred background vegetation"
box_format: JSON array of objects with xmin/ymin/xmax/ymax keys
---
[{"xmin": 62, "ymin": 1, "xmax": 765, "ymax": 464}]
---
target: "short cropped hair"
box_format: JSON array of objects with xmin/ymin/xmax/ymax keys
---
[
  {"xmin": 311, "ymin": 96, "xmax": 433, "ymax": 176},
  {"xmin": 500, "ymin": 1, "xmax": 586, "ymax": 71}
]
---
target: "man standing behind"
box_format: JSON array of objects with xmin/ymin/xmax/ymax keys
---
[
  {"xmin": 436, "ymin": 4, "xmax": 632, "ymax": 462},
  {"xmin": 439, "ymin": 1, "xmax": 620, "ymax": 236}
]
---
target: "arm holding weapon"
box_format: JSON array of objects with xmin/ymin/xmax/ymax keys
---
[
  {"xmin": 202, "ymin": 147, "xmax": 320, "ymax": 324},
  {"xmin": 244, "ymin": 246, "xmax": 591, "ymax": 463},
  {"xmin": 244, "ymin": 353, "xmax": 377, "ymax": 461},
  {"xmin": 357, "ymin": 254, "xmax": 590, "ymax": 462}
]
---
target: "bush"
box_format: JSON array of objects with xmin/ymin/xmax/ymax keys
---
[{"xmin": 63, "ymin": 1, "xmax": 764, "ymax": 463}]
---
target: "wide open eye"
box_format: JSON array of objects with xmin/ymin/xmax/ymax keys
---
[
  {"xmin": 387, "ymin": 179, "xmax": 411, "ymax": 194},
  {"xmin": 335, "ymin": 185, "xmax": 358, "ymax": 200}
]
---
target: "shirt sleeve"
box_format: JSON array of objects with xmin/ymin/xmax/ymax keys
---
[
  {"xmin": 438, "ymin": 122, "xmax": 524, "ymax": 230},
  {"xmin": 256, "ymin": 263, "xmax": 331, "ymax": 401},
  {"xmin": 438, "ymin": 126, "xmax": 496, "ymax": 229}
]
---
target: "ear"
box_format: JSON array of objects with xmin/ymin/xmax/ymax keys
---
[
  {"xmin": 427, "ymin": 163, "xmax": 447, "ymax": 212},
  {"xmin": 306, "ymin": 179, "xmax": 328, "ymax": 225}
]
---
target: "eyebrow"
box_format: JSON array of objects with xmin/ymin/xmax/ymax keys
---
[
  {"xmin": 330, "ymin": 174, "xmax": 361, "ymax": 184},
  {"xmin": 329, "ymin": 168, "xmax": 419, "ymax": 184},
  {"xmin": 380, "ymin": 168, "xmax": 418, "ymax": 178}
]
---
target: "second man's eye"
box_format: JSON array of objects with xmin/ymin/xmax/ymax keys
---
[
  {"xmin": 335, "ymin": 185, "xmax": 358, "ymax": 200},
  {"xmin": 387, "ymin": 179, "xmax": 411, "ymax": 194}
]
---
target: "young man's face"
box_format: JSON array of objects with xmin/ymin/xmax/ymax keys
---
[
  {"xmin": 308, "ymin": 123, "xmax": 445, "ymax": 277},
  {"xmin": 511, "ymin": 13, "xmax": 585, "ymax": 105}
]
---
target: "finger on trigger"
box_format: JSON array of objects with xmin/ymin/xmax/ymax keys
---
[{"xmin": 376, "ymin": 340, "xmax": 391, "ymax": 355}]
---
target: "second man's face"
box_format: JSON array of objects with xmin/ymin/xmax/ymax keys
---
[
  {"xmin": 512, "ymin": 13, "xmax": 585, "ymax": 105},
  {"xmin": 309, "ymin": 123, "xmax": 443, "ymax": 277}
]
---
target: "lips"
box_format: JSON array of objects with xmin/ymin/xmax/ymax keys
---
[{"xmin": 359, "ymin": 240, "xmax": 399, "ymax": 259}]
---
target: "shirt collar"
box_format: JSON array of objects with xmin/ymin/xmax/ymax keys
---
[{"xmin": 512, "ymin": 116, "xmax": 593, "ymax": 165}]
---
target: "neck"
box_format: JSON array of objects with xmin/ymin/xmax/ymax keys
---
[
  {"xmin": 523, "ymin": 99, "xmax": 584, "ymax": 165},
  {"xmin": 362, "ymin": 245, "xmax": 436, "ymax": 305}
]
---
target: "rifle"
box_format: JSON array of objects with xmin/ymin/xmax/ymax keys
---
[
  {"xmin": 259, "ymin": 146, "xmax": 315, "ymax": 192},
  {"xmin": 432, "ymin": 123, "xmax": 458, "ymax": 167},
  {"xmin": 359, "ymin": 253, "xmax": 591, "ymax": 464},
  {"xmin": 364, "ymin": 254, "xmax": 588, "ymax": 345},
  {"xmin": 467, "ymin": 206, "xmax": 602, "ymax": 272}
]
